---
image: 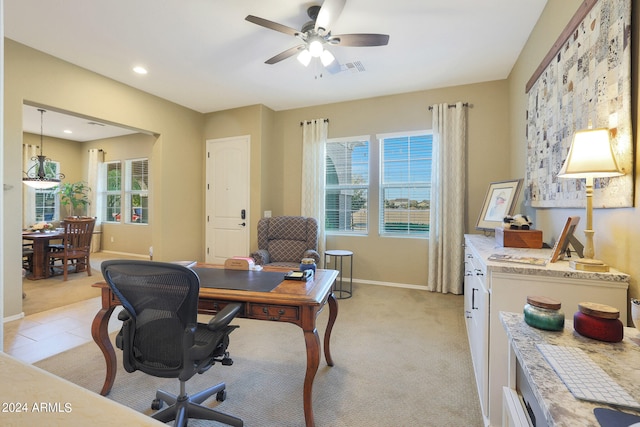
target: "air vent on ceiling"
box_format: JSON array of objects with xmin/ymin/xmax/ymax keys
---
[{"xmin": 344, "ymin": 61, "xmax": 366, "ymax": 73}]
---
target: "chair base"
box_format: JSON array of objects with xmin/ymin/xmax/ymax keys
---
[{"xmin": 152, "ymin": 381, "xmax": 242, "ymax": 427}]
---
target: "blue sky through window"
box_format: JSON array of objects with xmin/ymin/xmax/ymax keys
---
[{"xmin": 382, "ymin": 134, "xmax": 432, "ymax": 202}]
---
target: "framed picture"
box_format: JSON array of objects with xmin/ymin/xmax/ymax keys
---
[
  {"xmin": 476, "ymin": 179, "xmax": 523, "ymax": 231},
  {"xmin": 548, "ymin": 216, "xmax": 581, "ymax": 263}
]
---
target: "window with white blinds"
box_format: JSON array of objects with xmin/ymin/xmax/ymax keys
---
[
  {"xmin": 104, "ymin": 161, "xmax": 121, "ymax": 222},
  {"xmin": 32, "ymin": 160, "xmax": 60, "ymax": 222},
  {"xmin": 35, "ymin": 189, "xmax": 58, "ymax": 222},
  {"xmin": 125, "ymin": 158, "xmax": 148, "ymax": 224},
  {"xmin": 379, "ymin": 132, "xmax": 432, "ymax": 237},
  {"xmin": 102, "ymin": 158, "xmax": 148, "ymax": 224},
  {"xmin": 325, "ymin": 137, "xmax": 369, "ymax": 234}
]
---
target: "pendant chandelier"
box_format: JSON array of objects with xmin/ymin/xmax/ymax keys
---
[{"xmin": 22, "ymin": 109, "xmax": 65, "ymax": 189}]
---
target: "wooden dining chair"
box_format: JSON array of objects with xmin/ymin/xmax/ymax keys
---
[
  {"xmin": 22, "ymin": 242, "xmax": 34, "ymax": 272},
  {"xmin": 46, "ymin": 217, "xmax": 96, "ymax": 281}
]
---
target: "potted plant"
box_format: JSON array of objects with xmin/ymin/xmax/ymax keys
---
[{"xmin": 57, "ymin": 181, "xmax": 91, "ymax": 217}]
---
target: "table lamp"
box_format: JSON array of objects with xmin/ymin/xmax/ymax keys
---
[{"xmin": 557, "ymin": 126, "xmax": 624, "ymax": 271}]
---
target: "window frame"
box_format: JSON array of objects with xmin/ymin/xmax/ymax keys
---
[
  {"xmin": 377, "ymin": 130, "xmax": 433, "ymax": 239},
  {"xmin": 324, "ymin": 135, "xmax": 370, "ymax": 236},
  {"xmin": 27, "ymin": 159, "xmax": 61, "ymax": 223},
  {"xmin": 124, "ymin": 158, "xmax": 149, "ymax": 224},
  {"xmin": 103, "ymin": 161, "xmax": 122, "ymax": 223}
]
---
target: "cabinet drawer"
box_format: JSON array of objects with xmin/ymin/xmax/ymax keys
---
[
  {"xmin": 248, "ymin": 303, "xmax": 299, "ymax": 321},
  {"xmin": 198, "ymin": 300, "xmax": 244, "ymax": 316},
  {"xmin": 465, "ymin": 251, "xmax": 486, "ymax": 277}
]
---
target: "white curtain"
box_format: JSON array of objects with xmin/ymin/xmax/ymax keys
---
[
  {"xmin": 301, "ymin": 119, "xmax": 327, "ymax": 260},
  {"xmin": 87, "ymin": 149, "xmax": 103, "ymax": 252},
  {"xmin": 87, "ymin": 149, "xmax": 102, "ymax": 218},
  {"xmin": 427, "ymin": 102, "xmax": 467, "ymax": 294},
  {"xmin": 22, "ymin": 144, "xmax": 38, "ymax": 228}
]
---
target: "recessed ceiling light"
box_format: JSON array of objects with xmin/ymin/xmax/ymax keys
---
[
  {"xmin": 63, "ymin": 130, "xmax": 72, "ymax": 134},
  {"xmin": 133, "ymin": 66, "xmax": 148, "ymax": 75}
]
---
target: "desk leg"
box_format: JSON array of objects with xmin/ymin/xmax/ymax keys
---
[
  {"xmin": 91, "ymin": 302, "xmax": 117, "ymax": 396},
  {"xmin": 301, "ymin": 292, "xmax": 338, "ymax": 427},
  {"xmin": 323, "ymin": 293, "xmax": 338, "ymax": 366},
  {"xmin": 303, "ymin": 326, "xmax": 320, "ymax": 427}
]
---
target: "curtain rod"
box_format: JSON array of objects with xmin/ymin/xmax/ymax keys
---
[
  {"xmin": 299, "ymin": 118, "xmax": 330, "ymax": 126},
  {"xmin": 87, "ymin": 148, "xmax": 105, "ymax": 152},
  {"xmin": 428, "ymin": 102, "xmax": 470, "ymax": 111}
]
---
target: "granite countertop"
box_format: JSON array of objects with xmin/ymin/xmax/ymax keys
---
[
  {"xmin": 0, "ymin": 352, "xmax": 163, "ymax": 426},
  {"xmin": 500, "ymin": 311, "xmax": 640, "ymax": 427},
  {"xmin": 465, "ymin": 234, "xmax": 629, "ymax": 283}
]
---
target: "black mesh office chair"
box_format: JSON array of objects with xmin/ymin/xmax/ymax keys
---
[{"xmin": 101, "ymin": 260, "xmax": 243, "ymax": 427}]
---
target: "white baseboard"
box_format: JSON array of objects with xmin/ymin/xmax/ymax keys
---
[
  {"xmin": 97, "ymin": 250, "xmax": 148, "ymax": 259},
  {"xmin": 352, "ymin": 278, "xmax": 429, "ymax": 290},
  {"xmin": 4, "ymin": 312, "xmax": 25, "ymax": 323}
]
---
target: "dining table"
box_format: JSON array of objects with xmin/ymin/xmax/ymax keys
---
[{"xmin": 22, "ymin": 230, "xmax": 64, "ymax": 279}]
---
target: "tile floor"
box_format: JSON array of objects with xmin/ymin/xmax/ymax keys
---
[
  {"xmin": 3, "ymin": 296, "xmax": 122, "ymax": 364},
  {"xmin": 3, "ymin": 252, "xmax": 143, "ymax": 365}
]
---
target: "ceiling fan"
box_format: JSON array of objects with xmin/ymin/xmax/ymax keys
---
[{"xmin": 245, "ymin": 0, "xmax": 389, "ymax": 73}]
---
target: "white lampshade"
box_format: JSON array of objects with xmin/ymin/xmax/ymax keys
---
[
  {"xmin": 22, "ymin": 179, "xmax": 60, "ymax": 189},
  {"xmin": 308, "ymin": 39, "xmax": 324, "ymax": 57},
  {"xmin": 557, "ymin": 128, "xmax": 623, "ymax": 179},
  {"xmin": 320, "ymin": 49, "xmax": 335, "ymax": 66},
  {"xmin": 297, "ymin": 49, "xmax": 312, "ymax": 67}
]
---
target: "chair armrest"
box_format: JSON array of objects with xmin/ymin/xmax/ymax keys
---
[
  {"xmin": 117, "ymin": 309, "xmax": 131, "ymax": 321},
  {"xmin": 250, "ymin": 249, "xmax": 270, "ymax": 265},
  {"xmin": 207, "ymin": 303, "xmax": 242, "ymax": 331},
  {"xmin": 303, "ymin": 250, "xmax": 320, "ymax": 265}
]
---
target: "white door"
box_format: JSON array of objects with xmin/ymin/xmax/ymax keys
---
[{"xmin": 205, "ymin": 136, "xmax": 250, "ymax": 264}]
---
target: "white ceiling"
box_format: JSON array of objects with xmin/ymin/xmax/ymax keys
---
[
  {"xmin": 22, "ymin": 104, "xmax": 141, "ymax": 142},
  {"xmin": 6, "ymin": 0, "xmax": 548, "ymax": 140}
]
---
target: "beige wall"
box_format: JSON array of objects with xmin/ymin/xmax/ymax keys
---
[
  {"xmin": 202, "ymin": 104, "xmax": 273, "ymax": 252},
  {"xmin": 4, "ymin": 35, "xmax": 513, "ymax": 315},
  {"xmin": 4, "ymin": 39, "xmax": 204, "ymax": 317},
  {"xmin": 9, "ymin": 0, "xmax": 635, "ymax": 315},
  {"xmin": 83, "ymin": 133, "xmax": 155, "ymax": 255},
  {"xmin": 508, "ymin": 0, "xmax": 639, "ymax": 314},
  {"xmin": 204, "ymin": 80, "xmax": 512, "ymax": 286},
  {"xmin": 22, "ymin": 132, "xmax": 154, "ymax": 255}
]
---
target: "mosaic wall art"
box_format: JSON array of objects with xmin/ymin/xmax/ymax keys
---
[{"xmin": 525, "ymin": 0, "xmax": 633, "ymax": 208}]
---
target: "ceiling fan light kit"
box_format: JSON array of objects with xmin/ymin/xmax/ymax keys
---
[
  {"xmin": 297, "ymin": 49, "xmax": 312, "ymax": 66},
  {"xmin": 245, "ymin": 0, "xmax": 389, "ymax": 73},
  {"xmin": 308, "ymin": 38, "xmax": 324, "ymax": 57},
  {"xmin": 320, "ymin": 49, "xmax": 335, "ymax": 66}
]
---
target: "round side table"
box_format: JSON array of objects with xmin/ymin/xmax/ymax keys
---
[{"xmin": 324, "ymin": 250, "xmax": 353, "ymax": 299}]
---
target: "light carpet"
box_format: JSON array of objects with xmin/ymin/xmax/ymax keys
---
[
  {"xmin": 22, "ymin": 268, "xmax": 102, "ymax": 315},
  {"xmin": 35, "ymin": 284, "xmax": 483, "ymax": 426},
  {"xmin": 22, "ymin": 252, "xmax": 144, "ymax": 315}
]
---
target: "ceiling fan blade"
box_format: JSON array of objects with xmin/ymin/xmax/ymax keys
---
[
  {"xmin": 315, "ymin": 0, "xmax": 346, "ymax": 32},
  {"xmin": 265, "ymin": 45, "xmax": 305, "ymax": 64},
  {"xmin": 329, "ymin": 33, "xmax": 390, "ymax": 47},
  {"xmin": 245, "ymin": 15, "xmax": 299, "ymax": 37}
]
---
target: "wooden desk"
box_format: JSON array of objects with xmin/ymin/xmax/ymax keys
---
[
  {"xmin": 91, "ymin": 266, "xmax": 339, "ymax": 427},
  {"xmin": 22, "ymin": 231, "xmax": 63, "ymax": 280}
]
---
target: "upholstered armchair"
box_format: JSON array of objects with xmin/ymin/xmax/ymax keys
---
[{"xmin": 250, "ymin": 216, "xmax": 320, "ymax": 268}]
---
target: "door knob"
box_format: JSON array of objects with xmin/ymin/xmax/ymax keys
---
[{"xmin": 238, "ymin": 222, "xmax": 246, "ymax": 226}]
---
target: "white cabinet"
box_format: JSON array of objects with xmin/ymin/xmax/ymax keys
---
[
  {"xmin": 464, "ymin": 242, "xmax": 489, "ymax": 422},
  {"xmin": 464, "ymin": 235, "xmax": 629, "ymax": 427}
]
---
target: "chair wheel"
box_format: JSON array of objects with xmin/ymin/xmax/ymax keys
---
[
  {"xmin": 151, "ymin": 398, "xmax": 163, "ymax": 410},
  {"xmin": 216, "ymin": 390, "xmax": 227, "ymax": 402}
]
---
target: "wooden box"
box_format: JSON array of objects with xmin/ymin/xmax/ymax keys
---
[
  {"xmin": 495, "ymin": 228, "xmax": 543, "ymax": 249},
  {"xmin": 224, "ymin": 257, "xmax": 255, "ymax": 270}
]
